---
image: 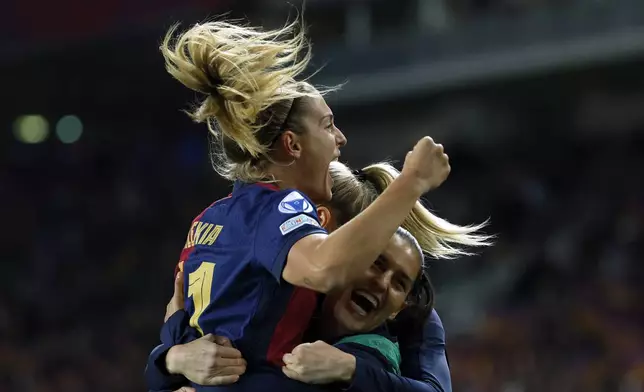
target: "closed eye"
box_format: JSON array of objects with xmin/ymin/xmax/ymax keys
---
[
  {"xmin": 373, "ymin": 257, "xmax": 387, "ymax": 271},
  {"xmin": 397, "ymin": 278, "xmax": 410, "ymax": 292}
]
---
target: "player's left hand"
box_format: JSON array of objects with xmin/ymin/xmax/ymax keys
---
[
  {"xmin": 165, "ymin": 272, "xmax": 185, "ymax": 322},
  {"xmin": 282, "ymin": 341, "xmax": 356, "ymax": 384}
]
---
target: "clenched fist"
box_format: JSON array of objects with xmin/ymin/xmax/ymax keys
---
[
  {"xmin": 401, "ymin": 136, "xmax": 450, "ymax": 195},
  {"xmin": 282, "ymin": 341, "xmax": 356, "ymax": 384}
]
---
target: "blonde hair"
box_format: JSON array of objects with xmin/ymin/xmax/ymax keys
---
[
  {"xmin": 160, "ymin": 18, "xmax": 335, "ymax": 182},
  {"xmin": 328, "ymin": 161, "xmax": 492, "ymax": 259}
]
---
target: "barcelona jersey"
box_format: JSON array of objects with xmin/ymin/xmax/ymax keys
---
[{"xmin": 178, "ymin": 181, "xmax": 327, "ymax": 368}]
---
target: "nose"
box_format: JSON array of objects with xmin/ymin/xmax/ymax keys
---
[
  {"xmin": 373, "ymin": 270, "xmax": 393, "ymax": 292},
  {"xmin": 334, "ymin": 127, "xmax": 347, "ymax": 148}
]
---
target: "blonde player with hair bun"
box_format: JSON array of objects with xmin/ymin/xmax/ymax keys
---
[
  {"xmin": 155, "ymin": 17, "xmax": 458, "ymax": 392},
  {"xmin": 161, "ymin": 19, "xmax": 337, "ymax": 186},
  {"xmin": 326, "ymin": 161, "xmax": 491, "ymax": 259}
]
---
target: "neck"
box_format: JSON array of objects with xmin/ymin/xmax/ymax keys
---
[
  {"xmin": 265, "ymin": 164, "xmax": 298, "ymax": 191},
  {"xmin": 316, "ymin": 304, "xmax": 353, "ymax": 341},
  {"xmin": 314, "ymin": 318, "xmax": 349, "ymax": 342}
]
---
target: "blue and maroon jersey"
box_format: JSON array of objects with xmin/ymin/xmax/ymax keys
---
[
  {"xmin": 145, "ymin": 309, "xmax": 452, "ymax": 392},
  {"xmin": 178, "ymin": 181, "xmax": 327, "ymax": 367}
]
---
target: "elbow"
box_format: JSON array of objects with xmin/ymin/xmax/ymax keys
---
[
  {"xmin": 283, "ymin": 260, "xmax": 347, "ymax": 293},
  {"xmin": 308, "ymin": 264, "xmax": 349, "ymax": 293},
  {"xmin": 284, "ymin": 236, "xmax": 350, "ymax": 293}
]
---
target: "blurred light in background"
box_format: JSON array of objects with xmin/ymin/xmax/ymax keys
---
[
  {"xmin": 56, "ymin": 115, "xmax": 83, "ymax": 144},
  {"xmin": 13, "ymin": 115, "xmax": 49, "ymax": 144}
]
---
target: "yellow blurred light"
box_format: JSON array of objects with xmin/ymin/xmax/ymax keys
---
[
  {"xmin": 13, "ymin": 115, "xmax": 49, "ymax": 144},
  {"xmin": 56, "ymin": 115, "xmax": 83, "ymax": 144}
]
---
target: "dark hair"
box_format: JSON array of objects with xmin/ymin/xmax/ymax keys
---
[{"xmin": 388, "ymin": 270, "xmax": 435, "ymax": 348}]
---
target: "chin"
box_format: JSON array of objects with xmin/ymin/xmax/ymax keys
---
[
  {"xmin": 324, "ymin": 187, "xmax": 333, "ymax": 202},
  {"xmin": 337, "ymin": 315, "xmax": 367, "ymax": 334},
  {"xmin": 324, "ymin": 173, "xmax": 334, "ymax": 200}
]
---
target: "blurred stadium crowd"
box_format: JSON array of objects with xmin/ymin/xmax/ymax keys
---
[{"xmin": 2, "ymin": 1, "xmax": 644, "ymax": 392}]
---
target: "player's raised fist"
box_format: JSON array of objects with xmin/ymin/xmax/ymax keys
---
[{"xmin": 401, "ymin": 136, "xmax": 450, "ymax": 195}]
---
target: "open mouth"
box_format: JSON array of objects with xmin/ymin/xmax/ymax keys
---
[{"xmin": 349, "ymin": 290, "xmax": 380, "ymax": 316}]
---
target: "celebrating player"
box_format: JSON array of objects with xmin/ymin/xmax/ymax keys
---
[
  {"xmin": 158, "ymin": 16, "xmax": 455, "ymax": 386},
  {"xmin": 146, "ymin": 161, "xmax": 490, "ymax": 392}
]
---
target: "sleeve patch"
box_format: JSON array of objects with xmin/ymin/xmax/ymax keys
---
[
  {"xmin": 279, "ymin": 214, "xmax": 320, "ymax": 235},
  {"xmin": 278, "ymin": 191, "xmax": 314, "ymax": 214}
]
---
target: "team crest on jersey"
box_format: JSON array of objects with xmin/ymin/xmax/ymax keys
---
[
  {"xmin": 278, "ymin": 191, "xmax": 313, "ymax": 214},
  {"xmin": 280, "ymin": 214, "xmax": 320, "ymax": 235}
]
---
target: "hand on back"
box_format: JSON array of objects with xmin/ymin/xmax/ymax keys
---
[{"xmin": 163, "ymin": 270, "xmax": 246, "ymax": 385}]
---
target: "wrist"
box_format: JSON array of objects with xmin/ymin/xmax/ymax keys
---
[
  {"xmin": 165, "ymin": 345, "xmax": 185, "ymax": 375},
  {"xmin": 394, "ymin": 172, "xmax": 425, "ymax": 199},
  {"xmin": 338, "ymin": 352, "xmax": 357, "ymax": 383}
]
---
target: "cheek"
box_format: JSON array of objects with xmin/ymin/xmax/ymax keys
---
[
  {"xmin": 385, "ymin": 292, "xmax": 407, "ymax": 314},
  {"xmin": 306, "ymin": 136, "xmax": 329, "ymax": 169},
  {"xmin": 327, "ymin": 131, "xmax": 338, "ymax": 150},
  {"xmin": 316, "ymin": 130, "xmax": 334, "ymax": 154}
]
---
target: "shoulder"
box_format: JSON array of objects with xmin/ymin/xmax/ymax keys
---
[
  {"xmin": 429, "ymin": 309, "xmax": 443, "ymax": 326},
  {"xmin": 261, "ymin": 188, "xmax": 316, "ymax": 216},
  {"xmin": 423, "ymin": 309, "xmax": 445, "ymax": 340},
  {"xmin": 336, "ymin": 333, "xmax": 401, "ymax": 375},
  {"xmin": 255, "ymin": 188, "xmax": 320, "ymax": 234},
  {"xmin": 229, "ymin": 184, "xmax": 316, "ymax": 216}
]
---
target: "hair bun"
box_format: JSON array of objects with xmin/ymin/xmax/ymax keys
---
[{"xmin": 351, "ymin": 168, "xmax": 367, "ymax": 182}]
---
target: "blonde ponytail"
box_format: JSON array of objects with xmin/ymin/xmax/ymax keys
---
[
  {"xmin": 160, "ymin": 18, "xmax": 333, "ymax": 182},
  {"xmin": 362, "ymin": 162, "xmax": 492, "ymax": 259}
]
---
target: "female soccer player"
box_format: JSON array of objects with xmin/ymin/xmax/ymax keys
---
[
  {"xmin": 153, "ymin": 228, "xmax": 444, "ymax": 392},
  {"xmin": 159, "ymin": 17, "xmax": 455, "ymax": 384},
  {"xmin": 146, "ymin": 161, "xmax": 489, "ymax": 392}
]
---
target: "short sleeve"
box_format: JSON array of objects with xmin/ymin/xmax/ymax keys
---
[{"xmin": 253, "ymin": 189, "xmax": 327, "ymax": 281}]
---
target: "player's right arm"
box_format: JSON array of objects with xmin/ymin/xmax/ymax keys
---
[
  {"xmin": 284, "ymin": 137, "xmax": 450, "ymax": 293},
  {"xmin": 145, "ymin": 269, "xmax": 246, "ymax": 391}
]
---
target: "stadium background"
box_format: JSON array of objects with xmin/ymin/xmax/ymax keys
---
[{"xmin": 2, "ymin": 0, "xmax": 644, "ymax": 391}]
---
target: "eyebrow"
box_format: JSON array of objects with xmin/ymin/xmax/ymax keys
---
[
  {"xmin": 384, "ymin": 255, "xmax": 414, "ymax": 287},
  {"xmin": 400, "ymin": 273, "xmax": 414, "ymax": 288},
  {"xmin": 319, "ymin": 114, "xmax": 333, "ymax": 125}
]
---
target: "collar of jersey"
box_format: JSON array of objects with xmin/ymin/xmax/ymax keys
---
[{"xmin": 232, "ymin": 181, "xmax": 280, "ymax": 195}]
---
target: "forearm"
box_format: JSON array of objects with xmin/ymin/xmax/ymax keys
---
[
  {"xmin": 145, "ymin": 344, "xmax": 189, "ymax": 392},
  {"xmin": 401, "ymin": 345, "xmax": 451, "ymax": 392},
  {"xmin": 145, "ymin": 310, "xmax": 199, "ymax": 391},
  {"xmin": 165, "ymin": 344, "xmax": 193, "ymax": 375},
  {"xmin": 291, "ymin": 174, "xmax": 422, "ymax": 291},
  {"xmin": 347, "ymin": 357, "xmax": 445, "ymax": 392}
]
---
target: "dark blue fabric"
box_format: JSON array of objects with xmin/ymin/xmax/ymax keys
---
[
  {"xmin": 180, "ymin": 184, "xmax": 325, "ymax": 367},
  {"xmin": 145, "ymin": 309, "xmax": 452, "ymax": 392},
  {"xmin": 145, "ymin": 310, "xmax": 200, "ymax": 391}
]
